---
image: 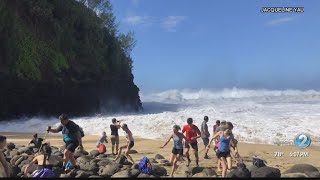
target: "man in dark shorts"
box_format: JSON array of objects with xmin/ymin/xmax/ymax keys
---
[
  {"xmin": 110, "ymin": 118, "xmax": 121, "ymax": 155},
  {"xmin": 47, "ymin": 114, "xmax": 82, "ymax": 170},
  {"xmin": 28, "ymin": 134, "xmax": 43, "ymax": 149},
  {"xmin": 201, "ymin": 116, "xmax": 210, "ymax": 159},
  {"xmin": 182, "ymin": 118, "xmax": 201, "ymax": 167}
]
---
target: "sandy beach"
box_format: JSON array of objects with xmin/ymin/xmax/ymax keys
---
[{"xmin": 2, "ymin": 132, "xmax": 320, "ymax": 177}]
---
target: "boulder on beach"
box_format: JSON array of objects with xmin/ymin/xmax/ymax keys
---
[
  {"xmin": 111, "ymin": 169, "xmax": 140, "ymax": 178},
  {"xmin": 284, "ymin": 164, "xmax": 319, "ymax": 174},
  {"xmin": 227, "ymin": 168, "xmax": 251, "ymax": 178},
  {"xmin": 99, "ymin": 164, "xmax": 121, "ymax": 178},
  {"xmin": 155, "ymin": 154, "xmax": 165, "ymax": 160},
  {"xmin": 281, "ymin": 173, "xmax": 309, "ymax": 178},
  {"xmin": 251, "ymin": 166, "xmax": 281, "ymax": 178},
  {"xmin": 90, "ymin": 150, "xmax": 100, "ymax": 158},
  {"xmin": 152, "ymin": 165, "xmax": 167, "ymax": 176},
  {"xmin": 76, "ymin": 155, "xmax": 93, "ymax": 164}
]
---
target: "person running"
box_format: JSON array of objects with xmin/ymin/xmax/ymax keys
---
[
  {"xmin": 213, "ymin": 120, "xmax": 220, "ymax": 135},
  {"xmin": 208, "ymin": 129, "xmax": 237, "ymax": 178},
  {"xmin": 96, "ymin": 131, "xmax": 108, "ymax": 148},
  {"xmin": 226, "ymin": 121, "xmax": 240, "ymax": 169},
  {"xmin": 24, "ymin": 143, "xmax": 64, "ymax": 177},
  {"xmin": 110, "ymin": 118, "xmax": 121, "ymax": 155},
  {"xmin": 47, "ymin": 114, "xmax": 82, "ymax": 170},
  {"xmin": 201, "ymin": 116, "xmax": 210, "ymax": 159},
  {"xmin": 213, "ymin": 120, "xmax": 227, "ymax": 172},
  {"xmin": 182, "ymin": 118, "xmax": 201, "ymax": 167},
  {"xmin": 28, "ymin": 134, "xmax": 44, "ymax": 149},
  {"xmin": 160, "ymin": 125, "xmax": 189, "ymax": 177},
  {"xmin": 0, "ymin": 136, "xmax": 9, "ymax": 177},
  {"xmin": 113, "ymin": 124, "xmax": 135, "ymax": 164}
]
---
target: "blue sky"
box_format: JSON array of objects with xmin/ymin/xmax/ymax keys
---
[{"xmin": 109, "ymin": 0, "xmax": 320, "ymax": 92}]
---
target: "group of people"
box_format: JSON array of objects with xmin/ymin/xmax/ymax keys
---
[
  {"xmin": 161, "ymin": 116, "xmax": 240, "ymax": 177},
  {"xmin": 0, "ymin": 114, "xmax": 240, "ymax": 178}
]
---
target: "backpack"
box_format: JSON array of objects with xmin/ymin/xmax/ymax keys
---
[
  {"xmin": 252, "ymin": 157, "xmax": 267, "ymax": 168},
  {"xmin": 138, "ymin": 157, "xmax": 152, "ymax": 175},
  {"xmin": 32, "ymin": 155, "xmax": 55, "ymax": 178},
  {"xmin": 98, "ymin": 144, "xmax": 106, "ymax": 154}
]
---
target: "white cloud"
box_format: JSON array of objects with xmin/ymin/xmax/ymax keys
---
[
  {"xmin": 123, "ymin": 15, "xmax": 153, "ymax": 26},
  {"xmin": 161, "ymin": 16, "xmax": 187, "ymax": 32},
  {"xmin": 264, "ymin": 17, "xmax": 294, "ymax": 26}
]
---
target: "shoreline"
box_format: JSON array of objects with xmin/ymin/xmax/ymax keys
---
[{"xmin": 2, "ymin": 132, "xmax": 320, "ymax": 175}]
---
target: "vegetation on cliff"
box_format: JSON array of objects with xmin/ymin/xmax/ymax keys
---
[{"xmin": 0, "ymin": 0, "xmax": 142, "ymax": 119}]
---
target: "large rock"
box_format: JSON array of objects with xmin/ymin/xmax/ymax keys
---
[
  {"xmin": 9, "ymin": 150, "xmax": 20, "ymax": 158},
  {"xmin": 148, "ymin": 158, "xmax": 158, "ymax": 164},
  {"xmin": 54, "ymin": 151, "xmax": 64, "ymax": 157},
  {"xmin": 89, "ymin": 175, "xmax": 102, "ymax": 178},
  {"xmin": 97, "ymin": 159, "xmax": 113, "ymax": 167},
  {"xmin": 282, "ymin": 173, "xmax": 309, "ymax": 178},
  {"xmin": 99, "ymin": 164, "xmax": 121, "ymax": 178},
  {"xmin": 90, "ymin": 150, "xmax": 100, "ymax": 158},
  {"xmin": 17, "ymin": 147, "xmax": 32, "ymax": 155},
  {"xmin": 192, "ymin": 172, "xmax": 207, "ymax": 177},
  {"xmin": 79, "ymin": 163, "xmax": 99, "ymax": 173},
  {"xmin": 247, "ymin": 164, "xmax": 259, "ymax": 173},
  {"xmin": 202, "ymin": 168, "xmax": 217, "ymax": 177},
  {"xmin": 76, "ymin": 155, "xmax": 93, "ymax": 164},
  {"xmin": 111, "ymin": 169, "xmax": 140, "ymax": 178},
  {"xmin": 305, "ymin": 171, "xmax": 320, "ymax": 178},
  {"xmin": 251, "ymin": 166, "xmax": 281, "ymax": 178},
  {"xmin": 152, "ymin": 165, "xmax": 167, "ymax": 176},
  {"xmin": 75, "ymin": 170, "xmax": 95, "ymax": 178},
  {"xmin": 155, "ymin": 154, "xmax": 165, "ymax": 160},
  {"xmin": 7, "ymin": 142, "xmax": 16, "ymax": 150},
  {"xmin": 284, "ymin": 164, "xmax": 319, "ymax": 174},
  {"xmin": 227, "ymin": 169, "xmax": 251, "ymax": 178},
  {"xmin": 138, "ymin": 173, "xmax": 151, "ymax": 178},
  {"xmin": 116, "ymin": 155, "xmax": 128, "ymax": 165},
  {"xmin": 22, "ymin": 164, "xmax": 37, "ymax": 174},
  {"xmin": 131, "ymin": 163, "xmax": 139, "ymax": 170},
  {"xmin": 97, "ymin": 154, "xmax": 108, "ymax": 159},
  {"xmin": 60, "ymin": 174, "xmax": 71, "ymax": 178}
]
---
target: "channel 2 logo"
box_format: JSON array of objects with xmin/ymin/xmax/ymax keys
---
[{"xmin": 294, "ymin": 133, "xmax": 311, "ymax": 149}]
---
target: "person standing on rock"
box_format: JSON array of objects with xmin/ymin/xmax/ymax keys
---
[
  {"xmin": 110, "ymin": 118, "xmax": 121, "ymax": 155},
  {"xmin": 201, "ymin": 116, "xmax": 210, "ymax": 159},
  {"xmin": 182, "ymin": 118, "xmax": 201, "ymax": 167},
  {"xmin": 226, "ymin": 121, "xmax": 239, "ymax": 170},
  {"xmin": 0, "ymin": 135, "xmax": 9, "ymax": 177},
  {"xmin": 160, "ymin": 125, "xmax": 189, "ymax": 177},
  {"xmin": 47, "ymin": 114, "xmax": 82, "ymax": 170},
  {"xmin": 113, "ymin": 123, "xmax": 135, "ymax": 164}
]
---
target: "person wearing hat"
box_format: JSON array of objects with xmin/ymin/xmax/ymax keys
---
[
  {"xmin": 161, "ymin": 125, "xmax": 189, "ymax": 177},
  {"xmin": 182, "ymin": 118, "xmax": 201, "ymax": 167},
  {"xmin": 47, "ymin": 114, "xmax": 82, "ymax": 170},
  {"xmin": 201, "ymin": 116, "xmax": 210, "ymax": 159}
]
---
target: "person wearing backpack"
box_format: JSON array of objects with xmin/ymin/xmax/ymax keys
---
[
  {"xmin": 160, "ymin": 125, "xmax": 189, "ymax": 177},
  {"xmin": 47, "ymin": 114, "xmax": 83, "ymax": 170}
]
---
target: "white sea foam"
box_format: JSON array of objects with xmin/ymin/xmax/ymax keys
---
[{"xmin": 1, "ymin": 88, "xmax": 320, "ymax": 145}]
